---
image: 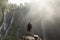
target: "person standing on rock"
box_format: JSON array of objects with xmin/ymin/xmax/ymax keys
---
[{"xmin": 27, "ymin": 22, "xmax": 32, "ymax": 32}]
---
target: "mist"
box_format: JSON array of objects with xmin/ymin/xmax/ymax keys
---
[
  {"xmin": 0, "ymin": 0, "xmax": 60, "ymax": 40},
  {"xmin": 23, "ymin": 0, "xmax": 60, "ymax": 40}
]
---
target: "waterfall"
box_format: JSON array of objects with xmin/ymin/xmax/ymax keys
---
[
  {"xmin": 40, "ymin": 13, "xmax": 46, "ymax": 40},
  {"xmin": 5, "ymin": 12, "xmax": 15, "ymax": 36},
  {"xmin": 41, "ymin": 20, "xmax": 46, "ymax": 40},
  {"xmin": 0, "ymin": 10, "xmax": 7, "ymax": 40},
  {"xmin": 0, "ymin": 26, "xmax": 2, "ymax": 39}
]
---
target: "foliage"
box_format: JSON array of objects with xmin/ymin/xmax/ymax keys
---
[
  {"xmin": 1, "ymin": 2, "xmax": 30, "ymax": 40},
  {"xmin": 0, "ymin": 0, "xmax": 8, "ymax": 26},
  {"xmin": 2, "ymin": 36, "xmax": 17, "ymax": 40},
  {"xmin": 0, "ymin": 9, "xmax": 2, "ymax": 21}
]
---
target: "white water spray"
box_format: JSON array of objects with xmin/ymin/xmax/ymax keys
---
[{"xmin": 25, "ymin": 0, "xmax": 60, "ymax": 40}]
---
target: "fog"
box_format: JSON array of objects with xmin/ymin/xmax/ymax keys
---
[
  {"xmin": 23, "ymin": 0, "xmax": 60, "ymax": 40},
  {"xmin": 0, "ymin": 0, "xmax": 60, "ymax": 40}
]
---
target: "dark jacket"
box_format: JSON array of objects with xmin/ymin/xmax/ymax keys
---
[{"xmin": 27, "ymin": 22, "xmax": 32, "ymax": 32}]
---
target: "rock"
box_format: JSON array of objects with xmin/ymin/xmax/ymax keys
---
[
  {"xmin": 33, "ymin": 35, "xmax": 42, "ymax": 40},
  {"xmin": 25, "ymin": 36, "xmax": 35, "ymax": 40}
]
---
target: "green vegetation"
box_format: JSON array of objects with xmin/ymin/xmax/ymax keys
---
[
  {"xmin": 0, "ymin": 0, "xmax": 9, "ymax": 26},
  {"xmin": 0, "ymin": 0, "xmax": 30, "ymax": 40},
  {"xmin": 2, "ymin": 36, "xmax": 17, "ymax": 40}
]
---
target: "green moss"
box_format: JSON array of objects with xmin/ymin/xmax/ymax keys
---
[{"xmin": 2, "ymin": 36, "xmax": 17, "ymax": 40}]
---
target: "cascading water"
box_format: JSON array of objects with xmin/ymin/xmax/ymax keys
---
[
  {"xmin": 5, "ymin": 12, "xmax": 15, "ymax": 36},
  {"xmin": 0, "ymin": 10, "xmax": 7, "ymax": 40},
  {"xmin": 40, "ymin": 13, "xmax": 46, "ymax": 40}
]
